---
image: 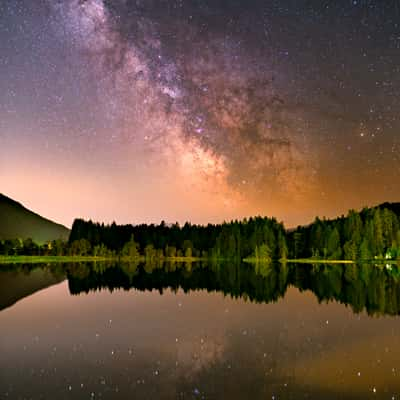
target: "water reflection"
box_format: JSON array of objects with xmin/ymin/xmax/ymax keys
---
[
  {"xmin": 0, "ymin": 266, "xmax": 64, "ymax": 311},
  {"xmin": 1, "ymin": 261, "xmax": 399, "ymax": 316},
  {"xmin": 61, "ymin": 261, "xmax": 400, "ymax": 317},
  {"xmin": 1, "ymin": 262, "xmax": 400, "ymax": 399}
]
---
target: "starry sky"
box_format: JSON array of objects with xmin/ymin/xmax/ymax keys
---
[{"xmin": 1, "ymin": 0, "xmax": 399, "ymax": 228}]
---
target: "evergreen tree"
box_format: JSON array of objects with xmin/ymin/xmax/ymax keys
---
[
  {"xmin": 327, "ymin": 227, "xmax": 342, "ymax": 259},
  {"xmin": 258, "ymin": 243, "xmax": 272, "ymax": 261},
  {"xmin": 122, "ymin": 235, "xmax": 140, "ymax": 259},
  {"xmin": 278, "ymin": 231, "xmax": 288, "ymax": 261},
  {"xmin": 359, "ymin": 238, "xmax": 371, "ymax": 260},
  {"xmin": 373, "ymin": 209, "xmax": 384, "ymax": 256},
  {"xmin": 293, "ymin": 232, "xmax": 303, "ymax": 259},
  {"xmin": 144, "ymin": 244, "xmax": 157, "ymax": 261},
  {"xmin": 343, "ymin": 240, "xmax": 357, "ymax": 261}
]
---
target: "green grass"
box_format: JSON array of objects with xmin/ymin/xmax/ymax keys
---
[
  {"xmin": 0, "ymin": 255, "xmax": 204, "ymax": 265},
  {"xmin": 286, "ymin": 258, "xmax": 399, "ymax": 264},
  {"xmin": 1, "ymin": 255, "xmax": 398, "ymax": 265},
  {"xmin": 0, "ymin": 255, "xmax": 115, "ymax": 264},
  {"xmin": 162, "ymin": 256, "xmax": 203, "ymax": 262},
  {"xmin": 286, "ymin": 259, "xmax": 355, "ymax": 264},
  {"xmin": 244, "ymin": 258, "xmax": 356, "ymax": 264},
  {"xmin": 243, "ymin": 257, "xmax": 272, "ymax": 263}
]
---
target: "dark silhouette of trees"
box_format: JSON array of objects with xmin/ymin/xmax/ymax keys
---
[
  {"xmin": 1, "ymin": 203, "xmax": 400, "ymax": 261},
  {"xmin": 287, "ymin": 205, "xmax": 400, "ymax": 261},
  {"xmin": 66, "ymin": 216, "xmax": 288, "ymax": 261},
  {"xmin": 66, "ymin": 260, "xmax": 400, "ymax": 317}
]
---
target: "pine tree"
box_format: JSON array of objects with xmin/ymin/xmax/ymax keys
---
[
  {"xmin": 344, "ymin": 240, "xmax": 357, "ymax": 261},
  {"xmin": 122, "ymin": 235, "xmax": 140, "ymax": 259},
  {"xmin": 327, "ymin": 227, "xmax": 342, "ymax": 259},
  {"xmin": 373, "ymin": 209, "xmax": 384, "ymax": 257},
  {"xmin": 293, "ymin": 232, "xmax": 303, "ymax": 259},
  {"xmin": 258, "ymin": 243, "xmax": 272, "ymax": 261},
  {"xmin": 359, "ymin": 238, "xmax": 371, "ymax": 260},
  {"xmin": 278, "ymin": 231, "xmax": 288, "ymax": 261}
]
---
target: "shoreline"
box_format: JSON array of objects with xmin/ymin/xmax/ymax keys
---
[
  {"xmin": 0, "ymin": 255, "xmax": 204, "ymax": 265},
  {"xmin": 0, "ymin": 255, "xmax": 398, "ymax": 265}
]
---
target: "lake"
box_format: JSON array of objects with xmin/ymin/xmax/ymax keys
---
[{"xmin": 1, "ymin": 261, "xmax": 400, "ymax": 399}]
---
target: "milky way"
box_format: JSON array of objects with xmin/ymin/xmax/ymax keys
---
[
  {"xmin": 1, "ymin": 0, "xmax": 399, "ymax": 226},
  {"xmin": 54, "ymin": 0, "xmax": 314, "ymax": 208}
]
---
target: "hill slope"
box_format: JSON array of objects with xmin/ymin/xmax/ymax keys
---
[
  {"xmin": 0, "ymin": 194, "xmax": 70, "ymax": 243},
  {"xmin": 0, "ymin": 268, "xmax": 65, "ymax": 311}
]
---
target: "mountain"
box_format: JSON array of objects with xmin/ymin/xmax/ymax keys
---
[
  {"xmin": 0, "ymin": 194, "xmax": 70, "ymax": 243},
  {"xmin": 0, "ymin": 268, "xmax": 65, "ymax": 312}
]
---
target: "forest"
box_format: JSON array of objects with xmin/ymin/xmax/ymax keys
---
[
  {"xmin": 63, "ymin": 261, "xmax": 400, "ymax": 317},
  {"xmin": 1, "ymin": 203, "xmax": 400, "ymax": 262},
  {"xmin": 287, "ymin": 203, "xmax": 400, "ymax": 261}
]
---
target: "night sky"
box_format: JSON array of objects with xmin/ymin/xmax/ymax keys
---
[{"xmin": 1, "ymin": 0, "xmax": 399, "ymax": 228}]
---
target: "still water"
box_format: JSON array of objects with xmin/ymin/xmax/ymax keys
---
[{"xmin": 1, "ymin": 261, "xmax": 400, "ymax": 399}]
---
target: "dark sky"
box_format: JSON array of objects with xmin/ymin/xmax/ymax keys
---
[{"xmin": 1, "ymin": 0, "xmax": 399, "ymax": 227}]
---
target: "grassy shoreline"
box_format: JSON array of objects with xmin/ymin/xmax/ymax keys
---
[
  {"xmin": 0, "ymin": 255, "xmax": 204, "ymax": 264},
  {"xmin": 286, "ymin": 258, "xmax": 399, "ymax": 264},
  {"xmin": 286, "ymin": 259, "xmax": 355, "ymax": 264},
  {"xmin": 0, "ymin": 255, "xmax": 398, "ymax": 265},
  {"xmin": 0, "ymin": 256, "xmax": 113, "ymax": 264}
]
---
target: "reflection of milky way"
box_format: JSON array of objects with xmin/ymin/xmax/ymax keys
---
[{"xmin": 52, "ymin": 0, "xmax": 314, "ymax": 209}]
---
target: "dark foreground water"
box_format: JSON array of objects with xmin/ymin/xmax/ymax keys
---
[{"xmin": 1, "ymin": 261, "xmax": 400, "ymax": 399}]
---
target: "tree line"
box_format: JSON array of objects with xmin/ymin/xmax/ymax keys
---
[
  {"xmin": 65, "ymin": 260, "xmax": 400, "ymax": 316},
  {"xmin": 67, "ymin": 216, "xmax": 288, "ymax": 261},
  {"xmin": 1, "ymin": 203, "xmax": 400, "ymax": 261},
  {"xmin": 288, "ymin": 204, "xmax": 400, "ymax": 261}
]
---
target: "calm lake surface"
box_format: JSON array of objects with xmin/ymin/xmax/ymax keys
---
[{"xmin": 1, "ymin": 262, "xmax": 400, "ymax": 399}]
